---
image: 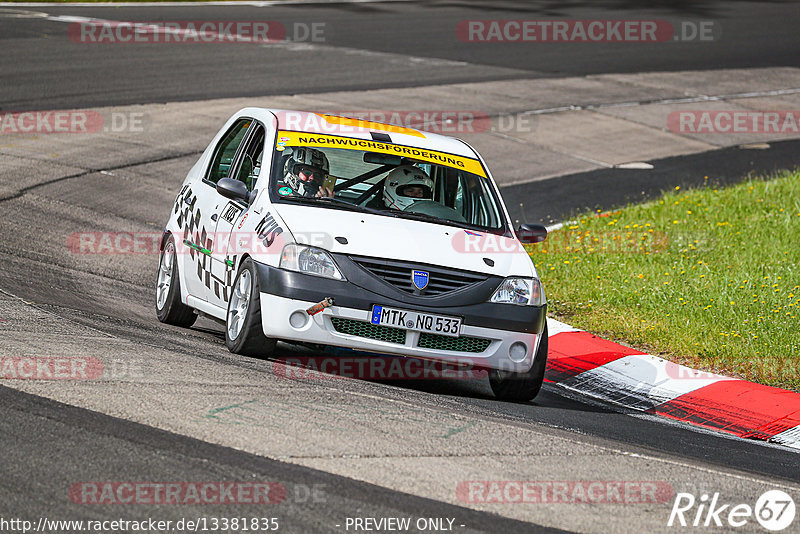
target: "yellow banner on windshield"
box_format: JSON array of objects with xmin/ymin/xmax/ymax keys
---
[{"xmin": 276, "ymin": 130, "xmax": 487, "ymax": 177}]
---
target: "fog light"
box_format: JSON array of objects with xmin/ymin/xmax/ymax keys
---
[
  {"xmin": 289, "ymin": 311, "xmax": 309, "ymax": 329},
  {"xmin": 508, "ymin": 342, "xmax": 528, "ymax": 363}
]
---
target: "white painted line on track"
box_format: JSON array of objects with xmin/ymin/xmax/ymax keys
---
[
  {"xmin": 42, "ymin": 13, "xmax": 284, "ymax": 42},
  {"xmin": 265, "ymin": 41, "xmax": 470, "ymax": 67},
  {"xmin": 14, "ymin": 11, "xmax": 473, "ymax": 69}
]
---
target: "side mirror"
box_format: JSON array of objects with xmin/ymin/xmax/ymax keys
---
[
  {"xmin": 517, "ymin": 223, "xmax": 547, "ymax": 244},
  {"xmin": 216, "ymin": 178, "xmax": 249, "ymax": 203}
]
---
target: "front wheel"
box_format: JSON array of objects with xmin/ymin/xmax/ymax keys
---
[
  {"xmin": 155, "ymin": 235, "xmax": 197, "ymax": 327},
  {"xmin": 225, "ymin": 258, "xmax": 276, "ymax": 357},
  {"xmin": 489, "ymin": 323, "xmax": 548, "ymax": 402}
]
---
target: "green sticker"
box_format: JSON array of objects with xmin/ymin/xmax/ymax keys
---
[{"xmin": 278, "ymin": 186, "xmax": 293, "ymax": 196}]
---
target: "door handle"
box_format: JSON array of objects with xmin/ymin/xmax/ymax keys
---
[{"xmin": 211, "ymin": 214, "xmax": 218, "ymax": 221}]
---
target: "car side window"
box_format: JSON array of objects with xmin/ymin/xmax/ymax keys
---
[
  {"xmin": 234, "ymin": 124, "xmax": 265, "ymax": 191},
  {"xmin": 206, "ymin": 119, "xmax": 252, "ymax": 184}
]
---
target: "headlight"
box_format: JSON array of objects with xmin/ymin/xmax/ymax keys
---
[
  {"xmin": 490, "ymin": 277, "xmax": 545, "ymax": 306},
  {"xmin": 279, "ymin": 244, "xmax": 345, "ymax": 280}
]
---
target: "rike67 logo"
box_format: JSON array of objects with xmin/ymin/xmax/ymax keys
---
[{"xmin": 668, "ymin": 490, "xmax": 796, "ymax": 531}]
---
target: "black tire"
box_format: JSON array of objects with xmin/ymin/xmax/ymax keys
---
[
  {"xmin": 489, "ymin": 323, "xmax": 548, "ymax": 402},
  {"xmin": 155, "ymin": 234, "xmax": 197, "ymax": 327},
  {"xmin": 225, "ymin": 258, "xmax": 276, "ymax": 357}
]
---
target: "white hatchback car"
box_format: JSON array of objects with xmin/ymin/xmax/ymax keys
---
[{"xmin": 156, "ymin": 109, "xmax": 549, "ymax": 401}]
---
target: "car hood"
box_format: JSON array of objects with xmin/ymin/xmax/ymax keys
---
[{"xmin": 273, "ymin": 203, "xmax": 537, "ymax": 278}]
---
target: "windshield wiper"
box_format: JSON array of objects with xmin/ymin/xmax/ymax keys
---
[
  {"xmin": 282, "ymin": 196, "xmax": 490, "ymax": 232},
  {"xmin": 282, "ymin": 195, "xmax": 380, "ymax": 214},
  {"xmin": 391, "ymin": 210, "xmax": 472, "ymax": 229}
]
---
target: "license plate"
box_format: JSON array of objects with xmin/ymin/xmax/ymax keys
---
[{"xmin": 370, "ymin": 305, "xmax": 462, "ymax": 337}]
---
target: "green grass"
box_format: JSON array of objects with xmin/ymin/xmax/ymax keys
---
[{"xmin": 531, "ymin": 170, "xmax": 800, "ymax": 391}]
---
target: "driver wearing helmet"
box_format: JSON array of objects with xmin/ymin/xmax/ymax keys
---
[
  {"xmin": 381, "ymin": 165, "xmax": 434, "ymax": 210},
  {"xmin": 280, "ymin": 147, "xmax": 333, "ymax": 198}
]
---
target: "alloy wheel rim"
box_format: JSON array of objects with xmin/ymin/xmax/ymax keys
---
[
  {"xmin": 227, "ymin": 269, "xmax": 251, "ymax": 340},
  {"xmin": 156, "ymin": 242, "xmax": 174, "ymax": 310}
]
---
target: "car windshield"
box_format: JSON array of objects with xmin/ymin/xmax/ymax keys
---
[{"xmin": 269, "ymin": 136, "xmax": 507, "ymax": 232}]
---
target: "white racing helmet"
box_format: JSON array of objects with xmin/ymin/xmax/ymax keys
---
[
  {"xmin": 284, "ymin": 147, "xmax": 330, "ymax": 197},
  {"xmin": 383, "ymin": 165, "xmax": 433, "ymax": 210}
]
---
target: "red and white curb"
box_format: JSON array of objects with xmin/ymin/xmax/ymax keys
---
[{"xmin": 545, "ymin": 318, "xmax": 800, "ymax": 450}]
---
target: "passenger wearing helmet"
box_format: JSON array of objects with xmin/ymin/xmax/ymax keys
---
[
  {"xmin": 279, "ymin": 147, "xmax": 333, "ymax": 198},
  {"xmin": 381, "ymin": 165, "xmax": 434, "ymax": 210}
]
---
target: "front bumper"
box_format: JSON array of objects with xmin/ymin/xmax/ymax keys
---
[{"xmin": 255, "ymin": 263, "xmax": 546, "ymax": 372}]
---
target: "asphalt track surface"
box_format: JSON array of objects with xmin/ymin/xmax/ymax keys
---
[
  {"xmin": 1, "ymin": 386, "xmax": 560, "ymax": 533},
  {"xmin": 505, "ymin": 138, "xmax": 800, "ymax": 224},
  {"xmin": 1, "ymin": 0, "xmax": 799, "ymax": 110},
  {"xmin": 2, "ymin": 1, "xmax": 800, "ymax": 533}
]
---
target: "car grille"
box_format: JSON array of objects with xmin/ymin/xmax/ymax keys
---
[
  {"xmin": 417, "ymin": 333, "xmax": 491, "ymax": 353},
  {"xmin": 350, "ymin": 256, "xmax": 488, "ymax": 296},
  {"xmin": 330, "ymin": 317, "xmax": 406, "ymax": 344},
  {"xmin": 330, "ymin": 318, "xmax": 491, "ymax": 353}
]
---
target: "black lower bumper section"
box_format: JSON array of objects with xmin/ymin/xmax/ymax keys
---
[{"xmin": 255, "ymin": 263, "xmax": 546, "ymax": 334}]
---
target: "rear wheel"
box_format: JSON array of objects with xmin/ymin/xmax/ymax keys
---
[
  {"xmin": 155, "ymin": 235, "xmax": 197, "ymax": 327},
  {"xmin": 489, "ymin": 323, "xmax": 548, "ymax": 402},
  {"xmin": 225, "ymin": 258, "xmax": 276, "ymax": 357}
]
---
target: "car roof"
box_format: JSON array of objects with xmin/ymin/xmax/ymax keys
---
[{"xmin": 253, "ymin": 108, "xmax": 479, "ymax": 159}]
